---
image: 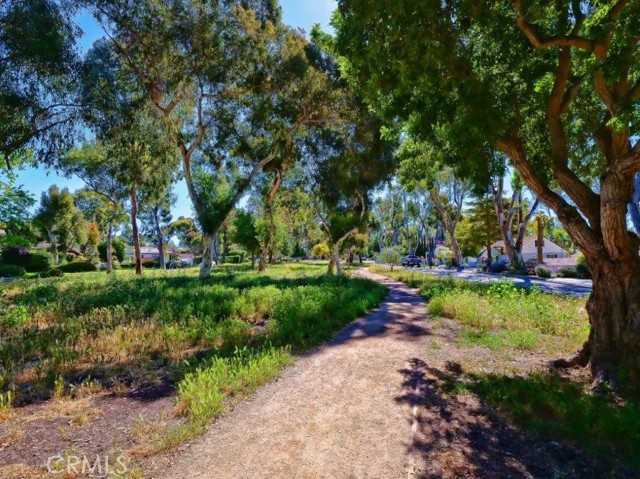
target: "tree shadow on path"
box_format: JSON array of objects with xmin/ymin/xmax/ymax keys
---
[{"xmin": 396, "ymin": 358, "xmax": 619, "ymax": 479}]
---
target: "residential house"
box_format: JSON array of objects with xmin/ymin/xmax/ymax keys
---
[{"xmin": 479, "ymin": 236, "xmax": 569, "ymax": 264}]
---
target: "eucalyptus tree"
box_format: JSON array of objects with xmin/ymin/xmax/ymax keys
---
[
  {"xmin": 0, "ymin": 179, "xmax": 35, "ymax": 246},
  {"xmin": 139, "ymin": 187, "xmax": 176, "ymax": 270},
  {"xmin": 491, "ymin": 171, "xmax": 540, "ymax": 272},
  {"xmin": 398, "ymin": 142, "xmax": 469, "ymax": 267},
  {"xmin": 34, "ymin": 186, "xmax": 87, "ymax": 263},
  {"xmin": 60, "ymin": 143, "xmax": 129, "ymax": 273},
  {"xmin": 0, "ymin": 0, "xmax": 79, "ymax": 169},
  {"xmin": 336, "ymin": 1, "xmax": 640, "ymax": 386},
  {"xmin": 88, "ymin": 0, "xmax": 299, "ymax": 277}
]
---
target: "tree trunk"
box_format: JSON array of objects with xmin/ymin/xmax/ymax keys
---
[
  {"xmin": 575, "ymin": 258, "xmax": 640, "ymax": 387},
  {"xmin": 152, "ymin": 205, "xmax": 166, "ymax": 270},
  {"xmin": 535, "ymin": 216, "xmax": 544, "ymax": 264},
  {"xmin": 129, "ymin": 184, "xmax": 142, "ymax": 276},
  {"xmin": 486, "ymin": 240, "xmax": 492, "ymax": 266},
  {"xmin": 449, "ymin": 231, "xmax": 463, "ymax": 267},
  {"xmin": 200, "ymin": 233, "xmax": 216, "ymax": 279},
  {"xmin": 327, "ymin": 255, "xmax": 336, "ymax": 275},
  {"xmin": 106, "ymin": 222, "xmax": 113, "ymax": 274},
  {"xmin": 333, "ymin": 243, "xmax": 342, "ymax": 275}
]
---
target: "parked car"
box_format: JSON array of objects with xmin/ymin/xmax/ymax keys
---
[{"xmin": 401, "ymin": 255, "xmax": 422, "ymax": 267}]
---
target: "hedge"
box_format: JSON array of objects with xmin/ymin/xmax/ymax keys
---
[
  {"xmin": 57, "ymin": 262, "xmax": 98, "ymax": 273},
  {"xmin": 0, "ymin": 264, "xmax": 26, "ymax": 277}
]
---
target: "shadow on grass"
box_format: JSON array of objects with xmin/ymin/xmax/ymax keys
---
[
  {"xmin": 395, "ymin": 359, "xmax": 638, "ymax": 477},
  {"xmin": 468, "ymin": 372, "xmax": 640, "ymax": 472}
]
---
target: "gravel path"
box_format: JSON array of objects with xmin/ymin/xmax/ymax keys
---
[{"xmin": 153, "ymin": 271, "xmax": 431, "ymax": 479}]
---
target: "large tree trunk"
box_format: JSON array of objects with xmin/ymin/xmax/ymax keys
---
[
  {"xmin": 572, "ymin": 258, "xmax": 640, "ymax": 387},
  {"xmin": 200, "ymin": 233, "xmax": 216, "ymax": 278},
  {"xmin": 129, "ymin": 184, "xmax": 142, "ymax": 276},
  {"xmin": 449, "ymin": 230, "xmax": 463, "ymax": 267},
  {"xmin": 106, "ymin": 222, "xmax": 113, "ymax": 274},
  {"xmin": 152, "ymin": 205, "xmax": 166, "ymax": 270},
  {"xmin": 333, "ymin": 243, "xmax": 343, "ymax": 275}
]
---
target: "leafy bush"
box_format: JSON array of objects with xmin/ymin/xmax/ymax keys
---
[
  {"xmin": 524, "ymin": 259, "xmax": 538, "ymax": 275},
  {"xmin": 98, "ymin": 239, "xmax": 126, "ymax": 263},
  {"xmin": 1, "ymin": 246, "xmax": 30, "ymax": 267},
  {"xmin": 557, "ymin": 267, "xmax": 580, "ymax": 278},
  {"xmin": 25, "ymin": 251, "xmax": 54, "ymax": 272},
  {"xmin": 57, "ymin": 262, "xmax": 98, "ymax": 273},
  {"xmin": 488, "ymin": 262, "xmax": 508, "ymax": 273},
  {"xmin": 435, "ymin": 246, "xmax": 453, "ymax": 266},
  {"xmin": 535, "ymin": 266, "xmax": 552, "ymax": 278},
  {"xmin": 226, "ymin": 255, "xmax": 241, "ymax": 264},
  {"xmin": 0, "ymin": 264, "xmax": 25, "ymax": 277},
  {"xmin": 227, "ymin": 250, "xmax": 246, "ymax": 263},
  {"xmin": 376, "ymin": 246, "xmax": 403, "ymax": 271},
  {"xmin": 576, "ymin": 254, "xmax": 591, "ymax": 279},
  {"xmin": 40, "ymin": 269, "xmax": 64, "ymax": 278},
  {"xmin": 144, "ymin": 259, "xmax": 161, "ymax": 268},
  {"xmin": 311, "ymin": 242, "xmax": 330, "ymax": 258}
]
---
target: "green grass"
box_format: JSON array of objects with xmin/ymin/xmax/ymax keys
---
[
  {"xmin": 371, "ymin": 267, "xmax": 588, "ymax": 354},
  {"xmin": 469, "ymin": 372, "xmax": 640, "ymax": 469},
  {"xmin": 373, "ymin": 267, "xmax": 640, "ymax": 472},
  {"xmin": 0, "ymin": 264, "xmax": 387, "ymax": 409}
]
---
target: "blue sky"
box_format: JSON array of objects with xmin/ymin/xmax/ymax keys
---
[{"xmin": 5, "ymin": 0, "xmax": 337, "ymax": 218}]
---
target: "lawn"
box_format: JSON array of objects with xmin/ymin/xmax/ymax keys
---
[
  {"xmin": 371, "ymin": 266, "xmax": 640, "ymax": 473},
  {"xmin": 0, "ymin": 263, "xmax": 386, "ymax": 430}
]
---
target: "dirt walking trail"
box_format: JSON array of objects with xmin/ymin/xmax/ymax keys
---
[
  {"xmin": 153, "ymin": 270, "xmax": 612, "ymax": 479},
  {"xmin": 155, "ymin": 270, "xmax": 431, "ymax": 479}
]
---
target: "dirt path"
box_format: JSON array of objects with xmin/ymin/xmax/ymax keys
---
[
  {"xmin": 152, "ymin": 271, "xmax": 430, "ymax": 479},
  {"xmin": 150, "ymin": 270, "xmax": 615, "ymax": 479}
]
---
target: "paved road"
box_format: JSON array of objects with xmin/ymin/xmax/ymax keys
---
[{"xmin": 401, "ymin": 267, "xmax": 592, "ymax": 297}]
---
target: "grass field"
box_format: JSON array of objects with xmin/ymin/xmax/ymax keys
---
[
  {"xmin": 371, "ymin": 266, "xmax": 640, "ymax": 471},
  {"xmin": 0, "ymin": 263, "xmax": 387, "ymax": 430}
]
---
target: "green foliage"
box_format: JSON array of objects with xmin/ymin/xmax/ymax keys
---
[
  {"xmin": 470, "ymin": 373, "xmax": 640, "ymax": 469},
  {"xmin": 376, "ymin": 246, "xmax": 403, "ymax": 270},
  {"xmin": 25, "ymin": 250, "xmax": 54, "ymax": 273},
  {"xmin": 1, "ymin": 247, "xmax": 53, "ymax": 272},
  {"xmin": 40, "ymin": 268, "xmax": 63, "ymax": 278},
  {"xmin": 311, "ymin": 242, "xmax": 330, "ymax": 258},
  {"xmin": 373, "ymin": 267, "xmax": 588, "ymax": 350},
  {"xmin": 226, "ymin": 255, "xmax": 241, "ymax": 264},
  {"xmin": 57, "ymin": 262, "xmax": 98, "ymax": 273},
  {"xmin": 576, "ymin": 254, "xmax": 591, "ymax": 279},
  {"xmin": 0, "ymin": 264, "xmax": 385, "ymax": 406},
  {"xmin": 177, "ymin": 347, "xmax": 291, "ymax": 428},
  {"xmin": 98, "ymin": 238, "xmax": 126, "ymax": 263},
  {"xmin": 0, "ymin": 0, "xmax": 79, "ymax": 165},
  {"xmin": 557, "ymin": 267, "xmax": 580, "ymax": 279},
  {"xmin": 535, "ymin": 266, "xmax": 552, "ymax": 278},
  {"xmin": 0, "ymin": 264, "xmax": 25, "ymax": 277},
  {"xmin": 34, "ymin": 185, "xmax": 87, "ymax": 262},
  {"xmin": 1, "ymin": 246, "xmax": 30, "ymax": 267}
]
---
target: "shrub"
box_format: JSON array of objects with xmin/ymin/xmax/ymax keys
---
[
  {"xmin": 228, "ymin": 250, "xmax": 246, "ymax": 263},
  {"xmin": 226, "ymin": 255, "xmax": 241, "ymax": 264},
  {"xmin": 488, "ymin": 262, "xmax": 508, "ymax": 273},
  {"xmin": 557, "ymin": 267, "xmax": 580, "ymax": 278},
  {"xmin": 98, "ymin": 239, "xmax": 126, "ymax": 263},
  {"xmin": 144, "ymin": 259, "xmax": 161, "ymax": 268},
  {"xmin": 311, "ymin": 242, "xmax": 331, "ymax": 258},
  {"xmin": 40, "ymin": 269, "xmax": 64, "ymax": 278},
  {"xmin": 0, "ymin": 264, "xmax": 26, "ymax": 277},
  {"xmin": 1, "ymin": 246, "xmax": 30, "ymax": 267},
  {"xmin": 25, "ymin": 250, "xmax": 54, "ymax": 272},
  {"xmin": 524, "ymin": 260, "xmax": 538, "ymax": 275},
  {"xmin": 535, "ymin": 266, "xmax": 552, "ymax": 278},
  {"xmin": 376, "ymin": 246, "xmax": 403, "ymax": 271},
  {"xmin": 57, "ymin": 262, "xmax": 98, "ymax": 273},
  {"xmin": 576, "ymin": 254, "xmax": 591, "ymax": 279}
]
